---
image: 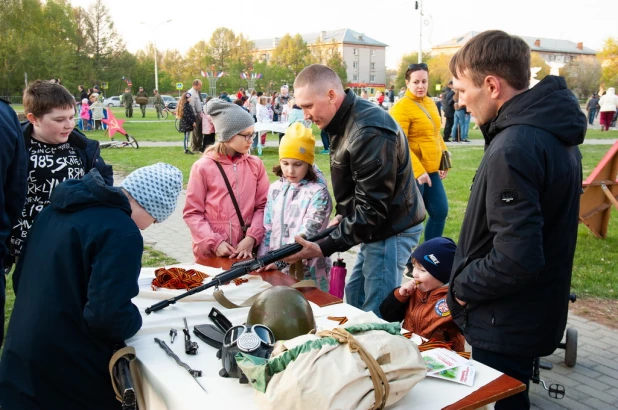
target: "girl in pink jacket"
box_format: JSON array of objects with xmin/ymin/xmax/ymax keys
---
[
  {"xmin": 201, "ymin": 97, "xmax": 216, "ymax": 149},
  {"xmin": 79, "ymin": 98, "xmax": 91, "ymax": 131},
  {"xmin": 257, "ymin": 122, "xmax": 333, "ymax": 291},
  {"xmin": 184, "ymin": 99, "xmax": 269, "ymax": 260}
]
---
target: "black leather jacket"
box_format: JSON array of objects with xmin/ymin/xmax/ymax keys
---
[{"xmin": 318, "ymin": 90, "xmax": 426, "ymax": 257}]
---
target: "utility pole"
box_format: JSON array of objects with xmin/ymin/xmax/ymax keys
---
[
  {"xmin": 141, "ymin": 19, "xmax": 172, "ymax": 91},
  {"xmin": 417, "ymin": 0, "xmax": 424, "ymax": 63}
]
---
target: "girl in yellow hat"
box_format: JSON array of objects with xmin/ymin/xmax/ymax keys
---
[{"xmin": 257, "ymin": 122, "xmax": 333, "ymax": 291}]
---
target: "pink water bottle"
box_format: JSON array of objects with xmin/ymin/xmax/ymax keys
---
[{"xmin": 329, "ymin": 258, "xmax": 347, "ymax": 299}]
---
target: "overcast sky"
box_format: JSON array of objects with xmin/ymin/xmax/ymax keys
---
[{"xmin": 69, "ymin": 0, "xmax": 615, "ymax": 69}]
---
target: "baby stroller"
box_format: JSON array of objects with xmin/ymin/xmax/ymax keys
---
[
  {"xmin": 531, "ymin": 293, "xmax": 577, "ymax": 400},
  {"xmin": 611, "ymin": 109, "xmax": 617, "ymax": 128}
]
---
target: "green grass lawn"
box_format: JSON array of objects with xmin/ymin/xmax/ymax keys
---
[
  {"xmin": 12, "ymin": 104, "xmax": 618, "ymax": 142},
  {"xmin": 101, "ymin": 143, "xmax": 618, "ymax": 302}
]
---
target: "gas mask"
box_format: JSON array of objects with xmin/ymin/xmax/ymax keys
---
[{"xmin": 218, "ymin": 324, "xmax": 275, "ymax": 383}]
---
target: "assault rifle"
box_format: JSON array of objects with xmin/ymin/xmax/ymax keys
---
[{"xmin": 145, "ymin": 226, "xmax": 336, "ymax": 314}]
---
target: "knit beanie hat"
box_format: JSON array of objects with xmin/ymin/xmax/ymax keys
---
[
  {"xmin": 411, "ymin": 237, "xmax": 457, "ymax": 284},
  {"xmin": 206, "ymin": 98, "xmax": 255, "ymax": 142},
  {"xmin": 120, "ymin": 163, "xmax": 183, "ymax": 223},
  {"xmin": 279, "ymin": 122, "xmax": 315, "ymax": 165}
]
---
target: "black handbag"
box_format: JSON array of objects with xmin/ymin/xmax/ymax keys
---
[{"xmin": 439, "ymin": 151, "xmax": 452, "ymax": 171}]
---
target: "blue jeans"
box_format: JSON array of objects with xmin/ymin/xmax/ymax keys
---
[
  {"xmin": 452, "ymin": 110, "xmax": 470, "ymax": 141},
  {"xmin": 345, "ymin": 223, "xmax": 423, "ymax": 317},
  {"xmin": 183, "ymin": 131, "xmax": 191, "ymax": 151},
  {"xmin": 320, "ymin": 130, "xmax": 330, "ymax": 150},
  {"xmin": 418, "ymin": 172, "xmax": 448, "ymax": 240},
  {"xmin": 588, "ymin": 108, "xmax": 597, "ymax": 125}
]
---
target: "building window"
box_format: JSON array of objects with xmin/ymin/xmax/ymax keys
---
[
  {"xmin": 370, "ymin": 49, "xmax": 375, "ymax": 56},
  {"xmin": 353, "ymin": 61, "xmax": 358, "ymax": 68},
  {"xmin": 371, "ymin": 62, "xmax": 375, "ymax": 69},
  {"xmin": 353, "ymin": 48, "xmax": 358, "ymax": 55},
  {"xmin": 370, "ymin": 75, "xmax": 375, "ymax": 82},
  {"xmin": 353, "ymin": 75, "xmax": 358, "ymax": 81}
]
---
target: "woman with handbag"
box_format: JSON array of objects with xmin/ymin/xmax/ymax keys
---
[
  {"xmin": 390, "ymin": 63, "xmax": 451, "ymax": 240},
  {"xmin": 177, "ymin": 92, "xmax": 196, "ymax": 155},
  {"xmin": 184, "ymin": 99, "xmax": 269, "ymax": 260}
]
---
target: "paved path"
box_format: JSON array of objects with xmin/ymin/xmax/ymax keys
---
[{"xmin": 113, "ymin": 169, "xmax": 618, "ymax": 410}]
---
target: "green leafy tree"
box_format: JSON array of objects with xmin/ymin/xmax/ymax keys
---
[
  {"xmin": 326, "ymin": 51, "xmax": 347, "ymax": 85},
  {"xmin": 199, "ymin": 28, "xmax": 254, "ymax": 94},
  {"xmin": 530, "ymin": 53, "xmax": 550, "ymax": 82},
  {"xmin": 271, "ymin": 34, "xmax": 314, "ymax": 85},
  {"xmin": 599, "ymin": 37, "xmax": 618, "ymax": 88},
  {"xmin": 563, "ymin": 57, "xmax": 602, "ymax": 98},
  {"xmin": 396, "ymin": 52, "xmax": 443, "ymax": 95},
  {"xmin": 85, "ymin": 0, "xmax": 125, "ymax": 82},
  {"xmin": 0, "ymin": 0, "xmax": 79, "ymax": 95},
  {"xmin": 132, "ymin": 48, "xmax": 155, "ymax": 92},
  {"xmin": 160, "ymin": 49, "xmax": 187, "ymax": 92}
]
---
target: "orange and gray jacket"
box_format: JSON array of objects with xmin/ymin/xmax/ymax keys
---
[{"xmin": 380, "ymin": 285, "xmax": 465, "ymax": 352}]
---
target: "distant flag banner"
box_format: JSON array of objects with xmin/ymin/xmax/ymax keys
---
[
  {"xmin": 201, "ymin": 70, "xmax": 207, "ymax": 77},
  {"xmin": 217, "ymin": 72, "xmax": 224, "ymax": 78},
  {"xmin": 122, "ymin": 76, "xmax": 132, "ymax": 87},
  {"xmin": 101, "ymin": 109, "xmax": 126, "ymax": 138}
]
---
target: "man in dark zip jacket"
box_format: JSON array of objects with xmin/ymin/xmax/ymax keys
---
[
  {"xmin": 447, "ymin": 31, "xmax": 586, "ymax": 409},
  {"xmin": 7, "ymin": 80, "xmax": 113, "ymax": 268},
  {"xmin": 0, "ymin": 164, "xmax": 182, "ymax": 410}
]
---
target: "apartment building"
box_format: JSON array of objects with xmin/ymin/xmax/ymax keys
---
[
  {"xmin": 431, "ymin": 31, "xmax": 597, "ymax": 63},
  {"xmin": 252, "ymin": 28, "xmax": 388, "ymax": 93}
]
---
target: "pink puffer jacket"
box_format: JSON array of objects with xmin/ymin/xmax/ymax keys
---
[{"xmin": 183, "ymin": 151, "xmax": 269, "ymax": 259}]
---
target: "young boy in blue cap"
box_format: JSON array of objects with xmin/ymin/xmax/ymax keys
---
[
  {"xmin": 0, "ymin": 163, "xmax": 183, "ymax": 410},
  {"xmin": 380, "ymin": 237, "xmax": 465, "ymax": 352}
]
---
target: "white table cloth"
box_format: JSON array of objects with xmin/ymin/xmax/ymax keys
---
[
  {"xmin": 253, "ymin": 121, "xmax": 289, "ymax": 135},
  {"xmin": 128, "ymin": 265, "xmax": 502, "ymax": 410}
]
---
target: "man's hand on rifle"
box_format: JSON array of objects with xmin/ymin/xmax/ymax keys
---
[
  {"xmin": 282, "ymin": 235, "xmax": 323, "ymax": 264},
  {"xmin": 327, "ymin": 214, "xmax": 343, "ymax": 228},
  {"xmin": 256, "ymin": 263, "xmax": 278, "ymax": 272}
]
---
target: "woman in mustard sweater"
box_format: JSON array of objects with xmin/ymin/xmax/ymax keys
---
[{"xmin": 390, "ymin": 63, "xmax": 450, "ymax": 240}]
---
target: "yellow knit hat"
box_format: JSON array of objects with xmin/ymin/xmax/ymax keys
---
[{"xmin": 279, "ymin": 122, "xmax": 315, "ymax": 165}]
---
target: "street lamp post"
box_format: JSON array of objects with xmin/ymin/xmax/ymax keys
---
[
  {"xmin": 141, "ymin": 19, "xmax": 172, "ymax": 91},
  {"xmin": 418, "ymin": 0, "xmax": 423, "ymax": 63}
]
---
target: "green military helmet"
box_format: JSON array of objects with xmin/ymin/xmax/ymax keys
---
[{"xmin": 246, "ymin": 286, "xmax": 316, "ymax": 341}]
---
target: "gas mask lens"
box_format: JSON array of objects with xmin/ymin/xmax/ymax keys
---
[{"xmin": 224, "ymin": 325, "xmax": 275, "ymax": 348}]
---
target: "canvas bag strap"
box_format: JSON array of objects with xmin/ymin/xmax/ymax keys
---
[
  {"xmin": 317, "ymin": 328, "xmax": 390, "ymax": 410},
  {"xmin": 405, "ymin": 96, "xmax": 438, "ymax": 135},
  {"xmin": 214, "ymin": 280, "xmax": 317, "ymax": 309},
  {"xmin": 108, "ymin": 345, "xmax": 146, "ymax": 410},
  {"xmin": 214, "ymin": 160, "xmax": 248, "ymax": 235},
  {"xmin": 405, "ymin": 96, "xmax": 446, "ymax": 162}
]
